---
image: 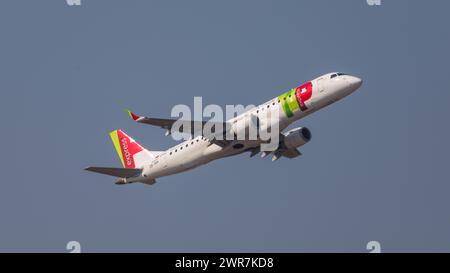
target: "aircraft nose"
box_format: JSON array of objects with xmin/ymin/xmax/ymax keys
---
[{"xmin": 347, "ymin": 76, "xmax": 363, "ymax": 90}]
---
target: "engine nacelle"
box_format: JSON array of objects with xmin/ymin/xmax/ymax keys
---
[{"xmin": 282, "ymin": 127, "xmax": 312, "ymax": 149}]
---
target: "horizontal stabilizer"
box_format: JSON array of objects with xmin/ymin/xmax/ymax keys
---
[{"xmin": 85, "ymin": 167, "xmax": 142, "ymax": 178}]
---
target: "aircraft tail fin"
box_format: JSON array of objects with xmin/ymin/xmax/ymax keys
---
[{"xmin": 109, "ymin": 129, "xmax": 156, "ymax": 168}]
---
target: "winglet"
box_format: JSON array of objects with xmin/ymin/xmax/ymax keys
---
[{"xmin": 125, "ymin": 109, "xmax": 141, "ymax": 121}]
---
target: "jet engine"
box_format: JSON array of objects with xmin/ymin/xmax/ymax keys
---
[
  {"xmin": 260, "ymin": 127, "xmax": 312, "ymax": 161},
  {"xmin": 282, "ymin": 127, "xmax": 312, "ymax": 149}
]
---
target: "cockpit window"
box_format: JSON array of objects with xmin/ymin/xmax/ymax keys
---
[{"xmin": 331, "ymin": 73, "xmax": 347, "ymax": 79}]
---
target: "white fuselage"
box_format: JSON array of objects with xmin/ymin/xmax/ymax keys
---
[{"xmin": 136, "ymin": 73, "xmax": 362, "ymax": 182}]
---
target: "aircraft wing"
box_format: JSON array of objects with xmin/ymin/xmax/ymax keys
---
[{"xmin": 126, "ymin": 109, "xmax": 229, "ymax": 137}]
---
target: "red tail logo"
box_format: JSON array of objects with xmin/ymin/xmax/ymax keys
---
[{"xmin": 117, "ymin": 130, "xmax": 144, "ymax": 168}]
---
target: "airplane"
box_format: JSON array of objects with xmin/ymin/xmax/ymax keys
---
[{"xmin": 85, "ymin": 72, "xmax": 363, "ymax": 185}]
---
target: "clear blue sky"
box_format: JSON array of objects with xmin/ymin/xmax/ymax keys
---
[{"xmin": 1, "ymin": 0, "xmax": 450, "ymax": 252}]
